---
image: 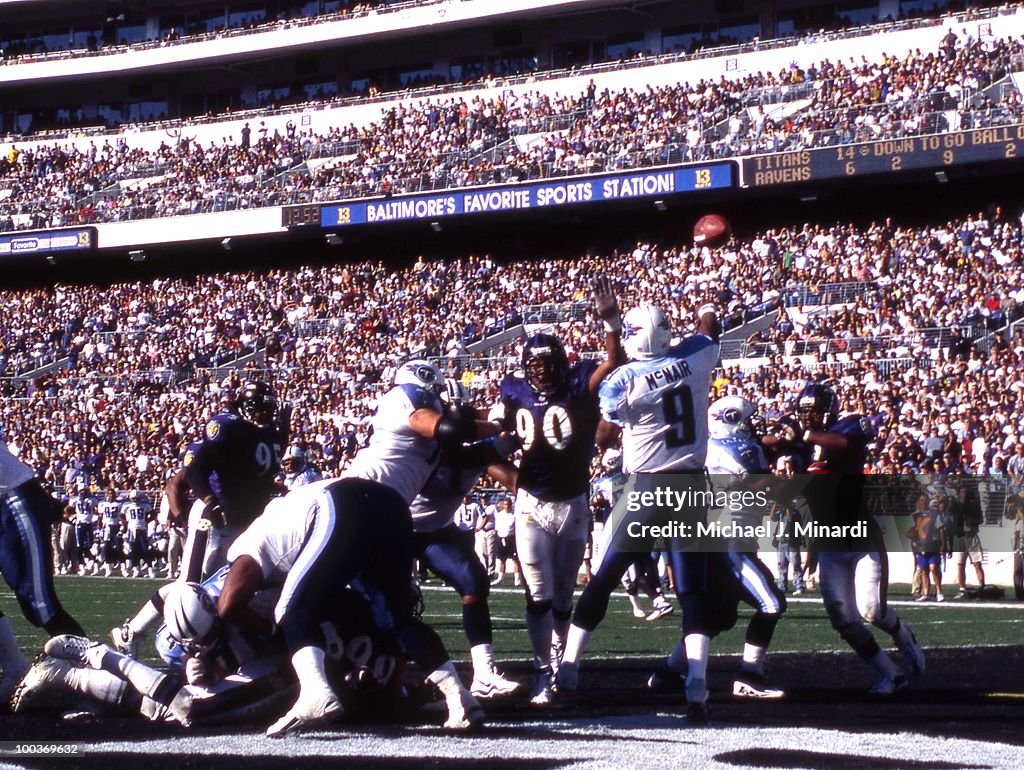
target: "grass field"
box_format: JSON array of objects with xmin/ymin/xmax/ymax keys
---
[
  {"xmin": 1, "ymin": 575, "xmax": 1020, "ymax": 665},
  {"xmin": 2, "ymin": 576, "xmax": 1024, "ymax": 769}
]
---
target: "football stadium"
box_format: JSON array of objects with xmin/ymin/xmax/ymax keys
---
[{"xmin": 0, "ymin": 0, "xmax": 1023, "ymax": 768}]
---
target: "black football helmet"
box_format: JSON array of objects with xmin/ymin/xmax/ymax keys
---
[
  {"xmin": 522, "ymin": 333, "xmax": 569, "ymax": 396},
  {"xmin": 236, "ymin": 381, "xmax": 278, "ymax": 426},
  {"xmin": 795, "ymin": 382, "xmax": 839, "ymax": 431}
]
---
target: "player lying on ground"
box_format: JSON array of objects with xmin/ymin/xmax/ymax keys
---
[{"xmin": 12, "ymin": 580, "xmax": 404, "ymax": 727}]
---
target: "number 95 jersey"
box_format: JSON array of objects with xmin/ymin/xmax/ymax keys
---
[
  {"xmin": 499, "ymin": 359, "xmax": 600, "ymax": 502},
  {"xmin": 599, "ymin": 335, "xmax": 719, "ymax": 474}
]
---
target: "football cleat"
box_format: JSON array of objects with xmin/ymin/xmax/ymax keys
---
[
  {"xmin": 868, "ymin": 673, "xmax": 909, "ymax": 695},
  {"xmin": 9, "ymin": 656, "xmax": 71, "ymax": 713},
  {"xmin": 111, "ymin": 621, "xmax": 139, "ymax": 659},
  {"xmin": 44, "ymin": 635, "xmax": 102, "ymax": 668},
  {"xmin": 646, "ymin": 602, "xmax": 675, "ymax": 622},
  {"xmin": 684, "ymin": 678, "xmax": 710, "ymax": 725},
  {"xmin": 733, "ymin": 671, "xmax": 784, "ymax": 699},
  {"xmin": 555, "ymin": 661, "xmax": 578, "ymax": 692},
  {"xmin": 647, "ymin": 663, "xmax": 685, "ymax": 692},
  {"xmin": 266, "ymin": 691, "xmax": 342, "ymax": 738},
  {"xmin": 529, "ymin": 668, "xmax": 555, "ymax": 706},
  {"xmin": 443, "ymin": 688, "xmax": 485, "ymax": 730},
  {"xmin": 632, "ymin": 606, "xmax": 647, "ymax": 619},
  {"xmin": 899, "ymin": 629, "xmax": 926, "ymax": 676},
  {"xmin": 470, "ymin": 666, "xmax": 520, "ymax": 698},
  {"xmin": 685, "ymin": 700, "xmax": 711, "ymax": 726}
]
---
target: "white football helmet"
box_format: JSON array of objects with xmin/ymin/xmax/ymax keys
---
[
  {"xmin": 442, "ymin": 378, "xmax": 469, "ymax": 406},
  {"xmin": 622, "ymin": 304, "xmax": 671, "ymax": 360},
  {"xmin": 394, "ymin": 359, "xmax": 443, "ymax": 394},
  {"xmin": 602, "ymin": 449, "xmax": 623, "ymax": 473},
  {"xmin": 163, "ymin": 582, "xmax": 220, "ymax": 653},
  {"xmin": 281, "ymin": 444, "xmax": 306, "ymax": 472},
  {"xmin": 708, "ymin": 396, "xmax": 758, "ymax": 440}
]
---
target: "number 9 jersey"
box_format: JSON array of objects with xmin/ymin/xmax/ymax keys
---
[
  {"xmin": 598, "ymin": 334, "xmax": 719, "ymax": 473},
  {"xmin": 499, "ymin": 359, "xmax": 600, "ymax": 502}
]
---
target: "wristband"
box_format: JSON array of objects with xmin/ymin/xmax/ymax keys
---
[
  {"xmin": 803, "ymin": 429, "xmax": 813, "ymax": 443},
  {"xmin": 698, "ymin": 303, "xmax": 717, "ymax": 317},
  {"xmin": 603, "ymin": 316, "xmax": 622, "ymax": 333}
]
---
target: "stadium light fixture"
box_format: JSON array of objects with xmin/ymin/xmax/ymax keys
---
[
  {"xmin": 430, "ymin": 221, "xmax": 442, "ymax": 233},
  {"xmin": 325, "ymin": 233, "xmax": 344, "ymax": 246},
  {"xmin": 654, "ymin": 200, "xmax": 667, "ymax": 212},
  {"xmin": 45, "ymin": 255, "xmax": 56, "ymax": 266},
  {"xmin": 221, "ymin": 237, "xmax": 232, "ymax": 251},
  {"xmin": 935, "ymin": 171, "xmax": 948, "ymax": 183},
  {"xmin": 129, "ymin": 249, "xmax": 146, "ymax": 262}
]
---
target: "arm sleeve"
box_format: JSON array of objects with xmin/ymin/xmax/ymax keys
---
[{"xmin": 598, "ymin": 369, "xmax": 629, "ymax": 425}]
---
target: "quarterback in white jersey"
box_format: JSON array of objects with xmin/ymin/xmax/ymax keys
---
[{"xmin": 560, "ymin": 303, "xmax": 723, "ymax": 724}]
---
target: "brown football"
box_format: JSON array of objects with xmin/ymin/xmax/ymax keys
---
[{"xmin": 693, "ymin": 214, "xmax": 732, "ymax": 247}]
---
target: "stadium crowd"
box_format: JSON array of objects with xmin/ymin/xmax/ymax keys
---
[
  {"xmin": 1, "ymin": 207, "xmax": 1023, "ymax": 514},
  {"xmin": 2, "ymin": 30, "xmax": 1023, "ymax": 231}
]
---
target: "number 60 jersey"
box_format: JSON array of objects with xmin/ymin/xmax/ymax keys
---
[
  {"xmin": 499, "ymin": 359, "xmax": 600, "ymax": 502},
  {"xmin": 598, "ymin": 335, "xmax": 719, "ymax": 473}
]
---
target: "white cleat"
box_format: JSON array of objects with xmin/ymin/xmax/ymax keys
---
[
  {"xmin": 470, "ymin": 665, "xmax": 520, "ymax": 698},
  {"xmin": 44, "ymin": 635, "xmax": 103, "ymax": 668},
  {"xmin": 443, "ymin": 688, "xmax": 485, "ymax": 730},
  {"xmin": 266, "ymin": 691, "xmax": 342, "ymax": 738},
  {"xmin": 9, "ymin": 656, "xmax": 71, "ymax": 712},
  {"xmin": 529, "ymin": 668, "xmax": 555, "ymax": 706},
  {"xmin": 646, "ymin": 601, "xmax": 675, "ymax": 622},
  {"xmin": 110, "ymin": 621, "xmax": 139, "ymax": 659}
]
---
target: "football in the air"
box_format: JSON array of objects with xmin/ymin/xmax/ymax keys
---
[{"xmin": 693, "ymin": 213, "xmax": 732, "ymax": 247}]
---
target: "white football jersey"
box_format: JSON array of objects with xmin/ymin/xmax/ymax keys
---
[
  {"xmin": 342, "ymin": 384, "xmax": 442, "ymax": 504},
  {"xmin": 227, "ymin": 484, "xmax": 327, "ymax": 582},
  {"xmin": 123, "ymin": 500, "xmax": 151, "ymax": 530},
  {"xmin": 706, "ymin": 437, "xmax": 771, "ymax": 535},
  {"xmin": 69, "ymin": 494, "xmax": 98, "ymax": 524},
  {"xmin": 599, "ymin": 335, "xmax": 719, "ymax": 473},
  {"xmin": 0, "ymin": 437, "xmax": 34, "ymax": 493},
  {"xmin": 98, "ymin": 500, "xmax": 122, "ymax": 528}
]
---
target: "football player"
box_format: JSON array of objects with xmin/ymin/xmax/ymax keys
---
[
  {"xmin": 180, "ymin": 381, "xmax": 289, "ymax": 581},
  {"xmin": 17, "ymin": 573, "xmax": 401, "ymax": 728},
  {"xmin": 343, "ymin": 360, "xmax": 499, "ymax": 505},
  {"xmin": 649, "ymin": 396, "xmax": 787, "ymax": 699},
  {"xmin": 0, "ymin": 431, "xmax": 86, "ymax": 703},
  {"xmin": 97, "ymin": 488, "xmax": 123, "ymax": 577},
  {"xmin": 227, "ymin": 478, "xmax": 485, "ymax": 737},
  {"xmin": 409, "ymin": 379, "xmax": 520, "ymax": 700},
  {"xmin": 495, "ymin": 277, "xmax": 624, "ymax": 705},
  {"xmin": 67, "ymin": 481, "xmax": 99, "ymax": 575},
  {"xmin": 558, "ymin": 302, "xmax": 722, "ymax": 724},
  {"xmin": 769, "ymin": 383, "xmax": 925, "ymax": 693},
  {"xmin": 110, "ymin": 383, "xmax": 288, "ymax": 659},
  {"xmin": 123, "ymin": 491, "xmax": 154, "ymax": 578},
  {"xmin": 280, "ymin": 445, "xmax": 322, "ymax": 490}
]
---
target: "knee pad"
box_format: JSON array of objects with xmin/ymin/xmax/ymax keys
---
[
  {"xmin": 552, "ymin": 606, "xmax": 572, "ymax": 623},
  {"xmin": 526, "ymin": 597, "xmax": 552, "ymax": 616}
]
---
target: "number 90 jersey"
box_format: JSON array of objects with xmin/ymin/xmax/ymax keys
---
[
  {"xmin": 499, "ymin": 359, "xmax": 600, "ymax": 502},
  {"xmin": 599, "ymin": 335, "xmax": 719, "ymax": 473}
]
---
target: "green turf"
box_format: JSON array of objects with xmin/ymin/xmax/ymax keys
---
[{"xmin": 1, "ymin": 576, "xmax": 1020, "ymax": 666}]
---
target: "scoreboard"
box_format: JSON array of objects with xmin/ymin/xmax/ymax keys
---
[{"xmin": 742, "ymin": 124, "xmax": 1024, "ymax": 187}]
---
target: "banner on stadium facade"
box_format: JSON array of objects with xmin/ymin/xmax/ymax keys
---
[
  {"xmin": 0, "ymin": 227, "xmax": 96, "ymax": 256},
  {"xmin": 302, "ymin": 162, "xmax": 734, "ymax": 228}
]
